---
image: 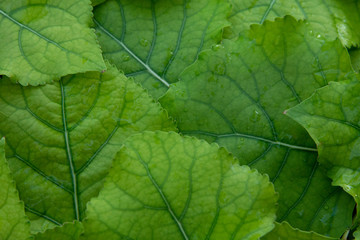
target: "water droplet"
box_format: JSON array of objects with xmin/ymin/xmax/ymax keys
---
[
  {"xmin": 344, "ymin": 185, "xmax": 353, "ymax": 192},
  {"xmin": 215, "ymin": 63, "xmax": 226, "ymax": 75},
  {"xmin": 317, "ymin": 34, "xmax": 321, "ymax": 38},
  {"xmin": 121, "ymin": 54, "xmax": 130, "ymax": 61},
  {"xmin": 140, "ymin": 38, "xmax": 149, "ymax": 47},
  {"xmin": 226, "ymin": 53, "xmax": 232, "ymax": 63},
  {"xmin": 212, "ymin": 44, "xmax": 223, "ymax": 51},
  {"xmin": 250, "ymin": 110, "xmax": 261, "ymax": 123}
]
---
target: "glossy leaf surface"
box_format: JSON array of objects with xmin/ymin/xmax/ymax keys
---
[
  {"xmin": 0, "ymin": 0, "xmax": 106, "ymax": 85},
  {"xmin": 161, "ymin": 17, "xmax": 355, "ymax": 236},
  {"xmin": 287, "ymin": 80, "xmax": 360, "ymax": 213},
  {"xmin": 82, "ymin": 131, "xmax": 277, "ymax": 240},
  {"xmin": 35, "ymin": 221, "xmax": 83, "ymax": 240},
  {"xmin": 0, "ymin": 138, "xmax": 31, "ymax": 240},
  {"xmin": 262, "ymin": 222, "xmax": 336, "ymax": 240},
  {"xmin": 226, "ymin": 0, "xmax": 360, "ymax": 47},
  {"xmin": 0, "ymin": 65, "xmax": 176, "ymax": 232},
  {"xmin": 94, "ymin": 0, "xmax": 230, "ymax": 97}
]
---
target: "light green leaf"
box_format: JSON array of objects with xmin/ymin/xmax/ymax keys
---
[
  {"xmin": 160, "ymin": 16, "xmax": 355, "ymax": 236},
  {"xmin": 354, "ymin": 228, "xmax": 360, "ymax": 240},
  {"xmin": 286, "ymin": 80, "xmax": 360, "ymax": 217},
  {"xmin": 0, "ymin": 0, "xmax": 106, "ymax": 86},
  {"xmin": 262, "ymin": 222, "xmax": 337, "ymax": 240},
  {"xmin": 0, "ymin": 64, "xmax": 176, "ymax": 232},
  {"xmin": 35, "ymin": 221, "xmax": 83, "ymax": 240},
  {"xmin": 0, "ymin": 138, "xmax": 32, "ymax": 240},
  {"xmin": 92, "ymin": 0, "xmax": 107, "ymax": 6},
  {"xmin": 93, "ymin": 0, "xmax": 230, "ymax": 98},
  {"xmin": 226, "ymin": 0, "xmax": 360, "ymax": 47},
  {"xmin": 82, "ymin": 131, "xmax": 277, "ymax": 240}
]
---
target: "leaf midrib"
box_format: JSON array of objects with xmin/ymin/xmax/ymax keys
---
[
  {"xmin": 182, "ymin": 130, "xmax": 317, "ymax": 152},
  {"xmin": 0, "ymin": 7, "xmax": 104, "ymax": 69},
  {"xmin": 60, "ymin": 80, "xmax": 80, "ymax": 221},
  {"xmin": 94, "ymin": 18, "xmax": 171, "ymax": 88},
  {"xmin": 135, "ymin": 151, "xmax": 189, "ymax": 240}
]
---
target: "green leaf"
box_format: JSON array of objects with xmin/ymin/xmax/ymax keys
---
[
  {"xmin": 92, "ymin": 0, "xmax": 107, "ymax": 6},
  {"xmin": 93, "ymin": 0, "xmax": 230, "ymax": 98},
  {"xmin": 286, "ymin": 80, "xmax": 360, "ymax": 216},
  {"xmin": 0, "ymin": 138, "xmax": 32, "ymax": 240},
  {"xmin": 0, "ymin": 64, "xmax": 176, "ymax": 232},
  {"xmin": 350, "ymin": 48, "xmax": 360, "ymax": 73},
  {"xmin": 226, "ymin": 0, "xmax": 360, "ymax": 47},
  {"xmin": 354, "ymin": 228, "xmax": 360, "ymax": 240},
  {"xmin": 160, "ymin": 16, "xmax": 355, "ymax": 236},
  {"xmin": 35, "ymin": 221, "xmax": 83, "ymax": 240},
  {"xmin": 82, "ymin": 131, "xmax": 277, "ymax": 240},
  {"xmin": 262, "ymin": 222, "xmax": 337, "ymax": 240},
  {"xmin": 0, "ymin": 0, "xmax": 106, "ymax": 86}
]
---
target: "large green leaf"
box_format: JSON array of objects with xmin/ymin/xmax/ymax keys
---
[
  {"xmin": 286, "ymin": 80, "xmax": 360, "ymax": 219},
  {"xmin": 35, "ymin": 221, "xmax": 83, "ymax": 240},
  {"xmin": 0, "ymin": 64, "xmax": 176, "ymax": 232},
  {"xmin": 93, "ymin": 0, "xmax": 230, "ymax": 98},
  {"xmin": 160, "ymin": 16, "xmax": 355, "ymax": 237},
  {"xmin": 82, "ymin": 131, "xmax": 277, "ymax": 240},
  {"xmin": 262, "ymin": 222, "xmax": 337, "ymax": 240},
  {"xmin": 0, "ymin": 0, "xmax": 106, "ymax": 85},
  {"xmin": 0, "ymin": 138, "xmax": 31, "ymax": 240},
  {"xmin": 226, "ymin": 0, "xmax": 360, "ymax": 47}
]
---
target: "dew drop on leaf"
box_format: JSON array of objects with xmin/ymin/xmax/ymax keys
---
[{"xmin": 140, "ymin": 38, "xmax": 150, "ymax": 47}]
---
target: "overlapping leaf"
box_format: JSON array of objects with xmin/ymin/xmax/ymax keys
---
[
  {"xmin": 0, "ymin": 138, "xmax": 31, "ymax": 240},
  {"xmin": 262, "ymin": 222, "xmax": 337, "ymax": 240},
  {"xmin": 82, "ymin": 131, "xmax": 277, "ymax": 240},
  {"xmin": 0, "ymin": 0, "xmax": 106, "ymax": 85},
  {"xmin": 0, "ymin": 64, "xmax": 176, "ymax": 232},
  {"xmin": 286, "ymin": 80, "xmax": 360, "ymax": 217},
  {"xmin": 161, "ymin": 16, "xmax": 355, "ymax": 237},
  {"xmin": 226, "ymin": 0, "xmax": 360, "ymax": 47},
  {"xmin": 35, "ymin": 221, "xmax": 83, "ymax": 240},
  {"xmin": 93, "ymin": 0, "xmax": 230, "ymax": 97}
]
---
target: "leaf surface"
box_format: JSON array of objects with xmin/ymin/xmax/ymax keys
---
[
  {"xmin": 160, "ymin": 16, "xmax": 355, "ymax": 236},
  {"xmin": 0, "ymin": 0, "xmax": 106, "ymax": 85},
  {"xmin": 82, "ymin": 131, "xmax": 277, "ymax": 240},
  {"xmin": 0, "ymin": 138, "xmax": 31, "ymax": 240},
  {"xmin": 262, "ymin": 222, "xmax": 336, "ymax": 240},
  {"xmin": 0, "ymin": 64, "xmax": 176, "ymax": 232},
  {"xmin": 35, "ymin": 221, "xmax": 83, "ymax": 240},
  {"xmin": 226, "ymin": 0, "xmax": 360, "ymax": 47},
  {"xmin": 286, "ymin": 80, "xmax": 360, "ymax": 217},
  {"xmin": 94, "ymin": 0, "xmax": 230, "ymax": 97}
]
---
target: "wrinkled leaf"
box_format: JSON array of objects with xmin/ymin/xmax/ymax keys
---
[
  {"xmin": 94, "ymin": 0, "xmax": 230, "ymax": 97},
  {"xmin": 286, "ymin": 80, "xmax": 360, "ymax": 216},
  {"xmin": 226, "ymin": 0, "xmax": 360, "ymax": 47},
  {"xmin": 262, "ymin": 222, "xmax": 337, "ymax": 240},
  {"xmin": 35, "ymin": 221, "xmax": 83, "ymax": 240},
  {"xmin": 82, "ymin": 131, "xmax": 277, "ymax": 240},
  {"xmin": 161, "ymin": 16, "xmax": 355, "ymax": 236},
  {"xmin": 0, "ymin": 138, "xmax": 31, "ymax": 240},
  {"xmin": 0, "ymin": 64, "xmax": 176, "ymax": 232},
  {"xmin": 0, "ymin": 0, "xmax": 106, "ymax": 85}
]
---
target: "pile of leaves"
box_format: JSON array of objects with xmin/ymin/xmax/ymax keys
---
[{"xmin": 1, "ymin": 0, "xmax": 360, "ymax": 239}]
